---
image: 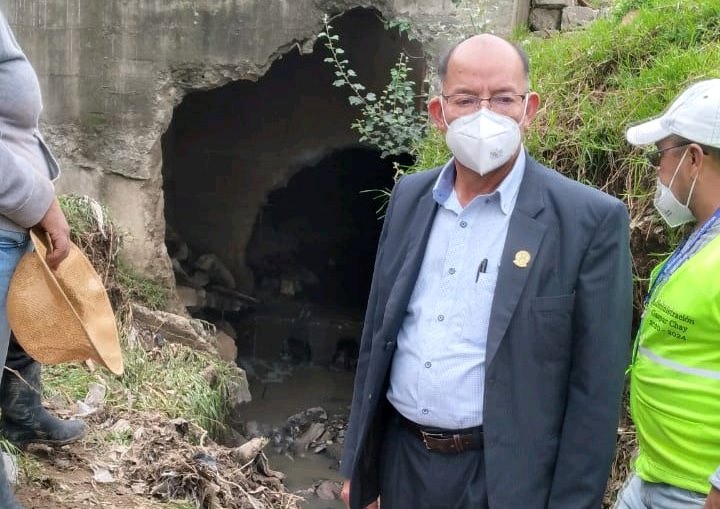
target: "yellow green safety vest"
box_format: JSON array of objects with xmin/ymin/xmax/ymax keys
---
[{"xmin": 631, "ymin": 234, "xmax": 720, "ymax": 494}]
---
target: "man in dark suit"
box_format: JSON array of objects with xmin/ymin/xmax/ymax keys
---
[{"xmin": 340, "ymin": 34, "xmax": 632, "ymax": 509}]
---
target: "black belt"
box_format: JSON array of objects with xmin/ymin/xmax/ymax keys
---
[{"xmin": 395, "ymin": 411, "xmax": 484, "ymax": 454}]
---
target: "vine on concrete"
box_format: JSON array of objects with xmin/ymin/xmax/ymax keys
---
[{"xmin": 319, "ymin": 14, "xmax": 428, "ymax": 158}]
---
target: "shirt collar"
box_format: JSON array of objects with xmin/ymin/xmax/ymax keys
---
[{"xmin": 432, "ymin": 147, "xmax": 526, "ymax": 215}]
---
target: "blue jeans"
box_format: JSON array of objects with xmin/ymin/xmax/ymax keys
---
[
  {"xmin": 614, "ymin": 474, "xmax": 707, "ymax": 509},
  {"xmin": 0, "ymin": 229, "xmax": 31, "ymax": 384}
]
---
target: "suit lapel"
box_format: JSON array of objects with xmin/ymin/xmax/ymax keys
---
[
  {"xmin": 485, "ymin": 157, "xmax": 547, "ymax": 368},
  {"xmin": 382, "ymin": 179, "xmax": 438, "ymax": 335}
]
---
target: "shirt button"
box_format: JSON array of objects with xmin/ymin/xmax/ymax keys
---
[
  {"xmin": 459, "ymin": 221, "xmax": 468, "ymax": 228},
  {"xmin": 448, "ymin": 268, "xmax": 456, "ymax": 275},
  {"xmin": 425, "ymin": 361, "xmax": 432, "ymax": 368},
  {"xmin": 422, "ymin": 408, "xmax": 429, "ymax": 415},
  {"xmin": 437, "ymin": 314, "xmax": 445, "ymax": 322}
]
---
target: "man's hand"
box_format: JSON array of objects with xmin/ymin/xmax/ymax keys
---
[
  {"xmin": 341, "ymin": 480, "xmax": 379, "ymax": 509},
  {"xmin": 35, "ymin": 197, "xmax": 70, "ymax": 269},
  {"xmin": 705, "ymin": 487, "xmax": 720, "ymax": 509}
]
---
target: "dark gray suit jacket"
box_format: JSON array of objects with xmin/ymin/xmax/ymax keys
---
[{"xmin": 341, "ymin": 154, "xmax": 633, "ymax": 509}]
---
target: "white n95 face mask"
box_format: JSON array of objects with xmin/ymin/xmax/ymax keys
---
[
  {"xmin": 653, "ymin": 149, "xmax": 697, "ymax": 228},
  {"xmin": 445, "ymin": 108, "xmax": 522, "ymax": 176}
]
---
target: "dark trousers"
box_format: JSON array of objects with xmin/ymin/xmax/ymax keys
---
[{"xmin": 379, "ymin": 415, "xmax": 489, "ymax": 509}]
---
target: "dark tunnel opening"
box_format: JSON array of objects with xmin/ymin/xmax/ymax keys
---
[
  {"xmin": 161, "ymin": 7, "xmax": 424, "ymax": 365},
  {"xmin": 246, "ymin": 147, "xmax": 408, "ymax": 312}
]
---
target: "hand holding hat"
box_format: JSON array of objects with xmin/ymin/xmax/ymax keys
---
[{"xmin": 7, "ymin": 228, "xmax": 124, "ymax": 375}]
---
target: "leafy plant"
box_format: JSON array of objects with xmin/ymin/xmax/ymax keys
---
[{"xmin": 319, "ymin": 14, "xmax": 428, "ymax": 158}]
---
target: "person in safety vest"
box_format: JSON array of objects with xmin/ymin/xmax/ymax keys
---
[{"xmin": 615, "ymin": 78, "xmax": 720, "ymax": 509}]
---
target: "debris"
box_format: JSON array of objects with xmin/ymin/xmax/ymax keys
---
[
  {"xmin": 84, "ymin": 382, "xmax": 107, "ymax": 408},
  {"xmin": 91, "ymin": 465, "xmax": 115, "ymax": 483},
  {"xmin": 233, "ymin": 437, "xmax": 270, "ymax": 464}
]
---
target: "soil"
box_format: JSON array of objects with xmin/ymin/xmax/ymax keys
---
[{"xmin": 12, "ymin": 405, "xmax": 301, "ymax": 509}]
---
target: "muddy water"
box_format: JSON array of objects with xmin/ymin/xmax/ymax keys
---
[{"xmin": 239, "ymin": 360, "xmax": 355, "ymax": 509}]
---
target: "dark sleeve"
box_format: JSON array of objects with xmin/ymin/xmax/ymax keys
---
[
  {"xmin": 546, "ymin": 200, "xmax": 633, "ymax": 508},
  {"xmin": 339, "ymin": 177, "xmax": 402, "ymax": 478}
]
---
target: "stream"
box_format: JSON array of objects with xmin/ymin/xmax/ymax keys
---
[{"xmin": 238, "ymin": 359, "xmax": 355, "ymax": 509}]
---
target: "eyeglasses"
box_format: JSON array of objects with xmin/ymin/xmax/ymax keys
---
[
  {"xmin": 645, "ymin": 143, "xmax": 690, "ymax": 167},
  {"xmin": 441, "ymin": 93, "xmax": 528, "ymax": 114}
]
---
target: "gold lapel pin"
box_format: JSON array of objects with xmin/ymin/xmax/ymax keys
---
[{"xmin": 513, "ymin": 250, "xmax": 531, "ymax": 268}]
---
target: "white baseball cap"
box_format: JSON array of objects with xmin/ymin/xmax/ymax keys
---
[{"xmin": 626, "ymin": 78, "xmax": 720, "ymax": 148}]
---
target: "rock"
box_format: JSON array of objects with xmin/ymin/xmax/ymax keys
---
[
  {"xmin": 131, "ymin": 303, "xmax": 219, "ymax": 356},
  {"xmin": 84, "ymin": 382, "xmax": 107, "ymax": 408},
  {"xmin": 214, "ymin": 330, "xmax": 238, "ymax": 363},
  {"xmin": 561, "ymin": 6, "xmax": 598, "ymax": 30},
  {"xmin": 232, "ymin": 437, "xmax": 269, "ymax": 463},
  {"xmin": 214, "ymin": 319, "xmax": 237, "ymax": 339},
  {"xmin": 279, "ymin": 279, "xmax": 298, "ymax": 296},
  {"xmin": 316, "ymin": 480, "xmax": 340, "ymax": 501},
  {"xmin": 533, "ymin": 0, "xmax": 573, "ymax": 6},
  {"xmin": 286, "ymin": 407, "xmax": 328, "ymax": 437},
  {"xmin": 530, "ymin": 8, "xmax": 562, "ymax": 31},
  {"xmin": 227, "ymin": 368, "xmax": 252, "ymax": 408},
  {"xmin": 172, "ymin": 260, "xmax": 196, "ymax": 287},
  {"xmin": 176, "ymin": 285, "xmax": 205, "ymax": 308},
  {"xmin": 91, "ymin": 465, "xmax": 115, "ymax": 483},
  {"xmin": 191, "ymin": 269, "xmax": 211, "ymax": 288},
  {"xmin": 244, "ymin": 421, "xmax": 261, "ymax": 438},
  {"xmin": 205, "ymin": 290, "xmax": 245, "ymax": 312},
  {"xmin": 294, "ymin": 422, "xmax": 326, "ymax": 452},
  {"xmin": 324, "ymin": 442, "xmax": 344, "ymax": 462},
  {"xmin": 109, "ymin": 419, "xmax": 132, "ymax": 435},
  {"xmin": 194, "ymin": 253, "xmax": 236, "ymax": 289}
]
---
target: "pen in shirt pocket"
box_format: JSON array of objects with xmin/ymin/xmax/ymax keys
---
[{"xmin": 475, "ymin": 258, "xmax": 488, "ymax": 282}]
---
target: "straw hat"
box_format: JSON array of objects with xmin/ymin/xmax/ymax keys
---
[{"xmin": 7, "ymin": 229, "xmax": 124, "ymax": 375}]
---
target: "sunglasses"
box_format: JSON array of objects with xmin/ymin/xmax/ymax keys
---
[{"xmin": 645, "ymin": 143, "xmax": 691, "ymax": 167}]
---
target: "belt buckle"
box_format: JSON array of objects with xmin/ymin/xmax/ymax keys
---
[{"xmin": 420, "ymin": 430, "xmax": 446, "ymax": 451}]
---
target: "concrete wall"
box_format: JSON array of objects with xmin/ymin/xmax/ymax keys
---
[{"xmin": 1, "ymin": 0, "xmax": 530, "ymax": 292}]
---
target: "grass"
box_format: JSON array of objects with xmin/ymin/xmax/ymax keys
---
[
  {"xmin": 49, "ymin": 195, "xmax": 241, "ymax": 442},
  {"xmin": 42, "ymin": 341, "xmax": 242, "ymax": 440},
  {"xmin": 115, "ymin": 262, "xmax": 168, "ymax": 311}
]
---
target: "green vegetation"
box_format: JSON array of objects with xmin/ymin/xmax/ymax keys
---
[
  {"xmin": 319, "ymin": 14, "xmax": 428, "ymax": 158},
  {"xmin": 42, "ymin": 338, "xmax": 241, "ymax": 441},
  {"xmin": 49, "ymin": 195, "xmax": 238, "ymax": 440},
  {"xmin": 59, "ymin": 194, "xmax": 169, "ymax": 313},
  {"xmin": 115, "ymin": 262, "xmax": 168, "ymax": 311}
]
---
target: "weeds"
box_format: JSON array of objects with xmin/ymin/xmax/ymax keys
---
[
  {"xmin": 319, "ymin": 14, "xmax": 428, "ymax": 158},
  {"xmin": 115, "ymin": 262, "xmax": 168, "ymax": 311},
  {"xmin": 42, "ymin": 341, "xmax": 240, "ymax": 440}
]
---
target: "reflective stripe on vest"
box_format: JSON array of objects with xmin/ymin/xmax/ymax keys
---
[
  {"xmin": 638, "ymin": 346, "xmax": 720, "ymax": 380},
  {"xmin": 631, "ymin": 233, "xmax": 720, "ymax": 494}
]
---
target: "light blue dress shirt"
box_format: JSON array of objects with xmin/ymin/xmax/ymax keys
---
[{"xmin": 386, "ymin": 150, "xmax": 526, "ymax": 429}]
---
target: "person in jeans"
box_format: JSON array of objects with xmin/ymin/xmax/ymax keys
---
[{"xmin": 0, "ymin": 9, "xmax": 82, "ymax": 508}]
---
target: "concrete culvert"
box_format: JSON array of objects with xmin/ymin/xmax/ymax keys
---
[{"xmin": 161, "ymin": 7, "xmax": 422, "ymax": 367}]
